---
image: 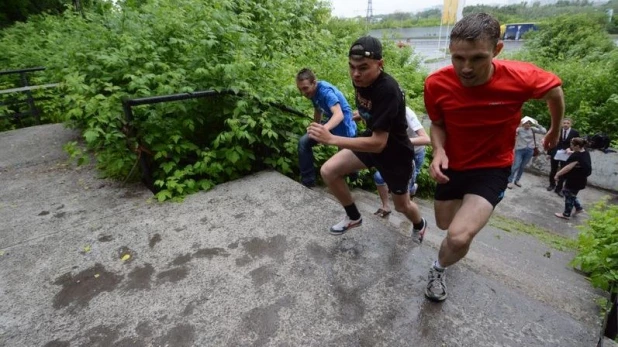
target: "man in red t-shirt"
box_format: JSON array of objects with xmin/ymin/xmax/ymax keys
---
[{"xmin": 422, "ymin": 13, "xmax": 564, "ymax": 302}]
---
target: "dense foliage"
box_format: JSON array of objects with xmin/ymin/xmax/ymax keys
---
[
  {"xmin": 0, "ymin": 0, "xmax": 426, "ymax": 200},
  {"xmin": 572, "ymin": 199, "xmax": 618, "ymax": 295},
  {"xmin": 514, "ymin": 14, "xmax": 618, "ymax": 141}
]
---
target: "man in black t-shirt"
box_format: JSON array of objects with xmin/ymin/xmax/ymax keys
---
[{"xmin": 307, "ymin": 36, "xmax": 427, "ymax": 241}]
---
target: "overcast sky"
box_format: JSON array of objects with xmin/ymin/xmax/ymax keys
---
[{"xmin": 329, "ymin": 0, "xmax": 511, "ymax": 18}]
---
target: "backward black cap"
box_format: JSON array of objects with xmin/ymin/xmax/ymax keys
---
[{"xmin": 349, "ymin": 36, "xmax": 383, "ymax": 60}]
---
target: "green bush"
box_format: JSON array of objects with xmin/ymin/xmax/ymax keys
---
[
  {"xmin": 515, "ymin": 14, "xmax": 618, "ymax": 142},
  {"xmin": 0, "ymin": 0, "xmax": 427, "ymax": 200},
  {"xmin": 571, "ymin": 199, "xmax": 618, "ymax": 295}
]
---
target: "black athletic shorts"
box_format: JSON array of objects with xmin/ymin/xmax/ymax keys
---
[
  {"xmin": 434, "ymin": 167, "xmax": 510, "ymax": 207},
  {"xmin": 353, "ymin": 151, "xmax": 413, "ymax": 195}
]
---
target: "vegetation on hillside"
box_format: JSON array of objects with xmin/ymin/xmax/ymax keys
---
[
  {"xmin": 516, "ymin": 14, "xmax": 618, "ymax": 141},
  {"xmin": 369, "ymin": 0, "xmax": 618, "ymax": 33},
  {"xmin": 0, "ymin": 0, "xmax": 425, "ymax": 200}
]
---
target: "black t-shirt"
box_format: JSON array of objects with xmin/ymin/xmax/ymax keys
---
[
  {"xmin": 354, "ymin": 72, "xmax": 414, "ymax": 165},
  {"xmin": 564, "ymin": 150, "xmax": 592, "ymax": 190}
]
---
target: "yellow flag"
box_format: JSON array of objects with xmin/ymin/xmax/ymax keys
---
[{"xmin": 442, "ymin": 0, "xmax": 459, "ymax": 25}]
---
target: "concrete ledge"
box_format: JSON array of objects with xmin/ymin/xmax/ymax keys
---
[{"xmin": 527, "ymin": 150, "xmax": 618, "ymax": 192}]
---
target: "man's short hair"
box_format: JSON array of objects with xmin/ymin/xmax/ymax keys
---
[
  {"xmin": 349, "ymin": 36, "xmax": 383, "ymax": 60},
  {"xmin": 449, "ymin": 13, "xmax": 500, "ymax": 47},
  {"xmin": 296, "ymin": 68, "xmax": 316, "ymax": 82}
]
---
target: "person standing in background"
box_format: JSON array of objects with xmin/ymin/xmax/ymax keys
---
[
  {"xmin": 554, "ymin": 137, "xmax": 592, "ymax": 219},
  {"xmin": 507, "ymin": 118, "xmax": 546, "ymax": 189},
  {"xmin": 547, "ymin": 118, "xmax": 579, "ymax": 197}
]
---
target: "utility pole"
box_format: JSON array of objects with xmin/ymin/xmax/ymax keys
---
[{"xmin": 366, "ymin": 0, "xmax": 373, "ymax": 23}]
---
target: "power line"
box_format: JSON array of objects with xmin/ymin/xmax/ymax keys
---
[{"xmin": 366, "ymin": 0, "xmax": 373, "ymax": 22}]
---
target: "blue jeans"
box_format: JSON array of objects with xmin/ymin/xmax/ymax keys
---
[
  {"xmin": 508, "ymin": 147, "xmax": 534, "ymax": 183},
  {"xmin": 562, "ymin": 188, "xmax": 582, "ymax": 217},
  {"xmin": 413, "ymin": 148, "xmax": 426, "ymax": 185},
  {"xmin": 298, "ymin": 133, "xmax": 318, "ymax": 186},
  {"xmin": 374, "ymin": 160, "xmax": 416, "ymax": 192}
]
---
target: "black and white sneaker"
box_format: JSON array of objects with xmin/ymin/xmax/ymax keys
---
[{"xmin": 329, "ymin": 216, "xmax": 362, "ymax": 235}]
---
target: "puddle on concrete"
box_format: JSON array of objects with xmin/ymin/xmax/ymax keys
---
[
  {"xmin": 156, "ymin": 267, "xmax": 188, "ymax": 284},
  {"xmin": 125, "ymin": 263, "xmax": 155, "ymax": 291},
  {"xmin": 154, "ymin": 324, "xmax": 195, "ymax": 347},
  {"xmin": 149, "ymin": 233, "xmax": 161, "ymax": 248},
  {"xmin": 135, "ymin": 321, "xmax": 153, "ymax": 338},
  {"xmin": 334, "ymin": 286, "xmax": 365, "ymax": 323},
  {"xmin": 172, "ymin": 253, "xmax": 192, "ymax": 266},
  {"xmin": 112, "ymin": 336, "xmax": 146, "ymax": 347},
  {"xmin": 249, "ymin": 265, "xmax": 278, "ymax": 287},
  {"xmin": 38, "ymin": 210, "xmax": 50, "ymax": 216},
  {"xmin": 97, "ymin": 234, "xmax": 114, "ymax": 242},
  {"xmin": 239, "ymin": 296, "xmax": 294, "ymax": 346},
  {"xmin": 52, "ymin": 263, "xmax": 123, "ymax": 309},
  {"xmin": 82, "ymin": 325, "xmax": 120, "ymax": 346},
  {"xmin": 240, "ymin": 235, "xmax": 287, "ymax": 261},
  {"xmin": 43, "ymin": 340, "xmax": 69, "ymax": 347},
  {"xmin": 53, "ymin": 211, "xmax": 66, "ymax": 218},
  {"xmin": 193, "ymin": 247, "xmax": 229, "ymax": 259},
  {"xmin": 117, "ymin": 246, "xmax": 135, "ymax": 264}
]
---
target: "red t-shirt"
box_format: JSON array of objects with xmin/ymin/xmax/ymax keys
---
[{"xmin": 424, "ymin": 59, "xmax": 561, "ymax": 170}]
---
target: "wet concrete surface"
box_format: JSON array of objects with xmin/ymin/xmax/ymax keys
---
[{"xmin": 0, "ymin": 124, "xmax": 615, "ymax": 346}]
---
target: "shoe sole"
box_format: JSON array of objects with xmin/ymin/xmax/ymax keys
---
[
  {"xmin": 424, "ymin": 290, "xmax": 447, "ymax": 302},
  {"xmin": 554, "ymin": 212, "xmax": 569, "ymax": 220},
  {"xmin": 329, "ymin": 220, "xmax": 362, "ymax": 235}
]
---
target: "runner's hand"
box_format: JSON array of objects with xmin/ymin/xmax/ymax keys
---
[
  {"xmin": 307, "ymin": 123, "xmax": 333, "ymax": 145},
  {"xmin": 543, "ymin": 129, "xmax": 560, "ymax": 151},
  {"xmin": 430, "ymin": 150, "xmax": 450, "ymax": 184}
]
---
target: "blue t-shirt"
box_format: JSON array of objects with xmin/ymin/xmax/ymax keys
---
[{"xmin": 311, "ymin": 81, "xmax": 356, "ymax": 137}]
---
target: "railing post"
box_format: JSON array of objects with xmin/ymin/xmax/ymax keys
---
[{"xmin": 19, "ymin": 71, "xmax": 40, "ymax": 125}]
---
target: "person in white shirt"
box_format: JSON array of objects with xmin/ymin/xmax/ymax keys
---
[
  {"xmin": 507, "ymin": 118, "xmax": 546, "ymax": 188},
  {"xmin": 372, "ymin": 107, "xmax": 430, "ymax": 220}
]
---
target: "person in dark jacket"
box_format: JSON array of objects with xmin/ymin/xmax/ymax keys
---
[
  {"xmin": 547, "ymin": 118, "xmax": 580, "ymax": 196},
  {"xmin": 554, "ymin": 137, "xmax": 592, "ymax": 219}
]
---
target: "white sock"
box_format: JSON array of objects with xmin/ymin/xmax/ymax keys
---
[{"xmin": 433, "ymin": 260, "xmax": 446, "ymax": 271}]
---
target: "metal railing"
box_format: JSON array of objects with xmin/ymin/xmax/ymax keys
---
[
  {"xmin": 0, "ymin": 67, "xmax": 59, "ymax": 125},
  {"xmin": 121, "ymin": 89, "xmax": 306, "ymax": 193}
]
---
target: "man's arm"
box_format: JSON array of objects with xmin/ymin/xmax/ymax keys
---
[
  {"xmin": 322, "ymin": 104, "xmax": 344, "ymax": 131},
  {"xmin": 307, "ymin": 123, "xmax": 387, "ymax": 153},
  {"xmin": 411, "ymin": 128, "xmax": 431, "ymax": 147},
  {"xmin": 429, "ymin": 119, "xmax": 450, "ymax": 183},
  {"xmin": 542, "ymin": 86, "xmax": 565, "ymax": 150}
]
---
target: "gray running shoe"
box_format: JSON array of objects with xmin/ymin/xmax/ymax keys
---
[
  {"xmin": 411, "ymin": 218, "xmax": 427, "ymax": 244},
  {"xmin": 425, "ymin": 266, "xmax": 447, "ymax": 302}
]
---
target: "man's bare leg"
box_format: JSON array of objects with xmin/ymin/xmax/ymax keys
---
[
  {"xmin": 320, "ymin": 149, "xmax": 366, "ymax": 205},
  {"xmin": 426, "ymin": 194, "xmax": 493, "ymax": 301},
  {"xmin": 320, "ymin": 149, "xmax": 367, "ymax": 234},
  {"xmin": 392, "ymin": 193, "xmax": 427, "ymax": 243}
]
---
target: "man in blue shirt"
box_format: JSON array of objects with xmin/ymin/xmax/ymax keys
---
[{"xmin": 296, "ymin": 68, "xmax": 357, "ymax": 188}]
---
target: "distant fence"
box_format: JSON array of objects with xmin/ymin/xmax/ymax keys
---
[{"xmin": 0, "ymin": 67, "xmax": 59, "ymax": 126}]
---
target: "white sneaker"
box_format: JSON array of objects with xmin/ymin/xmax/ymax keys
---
[{"xmin": 330, "ymin": 216, "xmax": 362, "ymax": 235}]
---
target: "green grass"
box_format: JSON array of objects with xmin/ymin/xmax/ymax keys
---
[{"xmin": 488, "ymin": 214, "xmax": 577, "ymax": 252}]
